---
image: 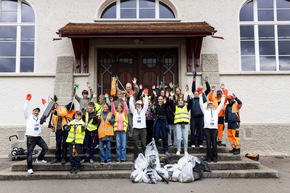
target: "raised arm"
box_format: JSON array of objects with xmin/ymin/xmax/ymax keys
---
[{"xmin": 199, "ymin": 94, "xmax": 205, "ymax": 114}]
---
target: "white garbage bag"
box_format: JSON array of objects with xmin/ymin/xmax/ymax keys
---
[{"xmin": 178, "ymin": 162, "xmax": 194, "ymax": 183}]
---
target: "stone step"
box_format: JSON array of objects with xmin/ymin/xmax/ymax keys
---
[
  {"xmin": 44, "ymin": 145, "xmax": 230, "ymax": 155},
  {"xmin": 38, "ymin": 152, "xmax": 241, "ymax": 163},
  {"xmin": 11, "ymin": 158, "xmax": 256, "ymax": 171},
  {"xmin": 203, "ymin": 165, "xmax": 279, "ymax": 178},
  {"xmin": 0, "ymin": 165, "xmax": 278, "ymax": 180}
]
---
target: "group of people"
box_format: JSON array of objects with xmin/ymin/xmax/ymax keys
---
[{"xmin": 23, "ymin": 76, "xmax": 242, "ymax": 174}]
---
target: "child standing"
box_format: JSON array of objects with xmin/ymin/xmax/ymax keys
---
[
  {"xmin": 74, "ymin": 82, "xmax": 93, "ymax": 114},
  {"xmin": 170, "ymin": 95, "xmax": 192, "ymax": 155},
  {"xmin": 98, "ymin": 103, "xmax": 115, "ymax": 164},
  {"xmin": 111, "ymin": 96, "xmax": 128, "ymax": 162},
  {"xmin": 66, "ymin": 110, "xmax": 86, "ymax": 174},
  {"xmin": 81, "ymin": 102, "xmax": 99, "ymax": 163}
]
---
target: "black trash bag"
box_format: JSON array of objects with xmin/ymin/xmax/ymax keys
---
[
  {"xmin": 191, "ymin": 159, "xmax": 212, "ymax": 180},
  {"xmin": 163, "ymin": 155, "xmax": 183, "ymax": 165}
]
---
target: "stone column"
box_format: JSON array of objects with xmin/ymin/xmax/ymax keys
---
[
  {"xmin": 201, "ymin": 54, "xmax": 220, "ymax": 88},
  {"xmin": 49, "ymin": 56, "xmax": 74, "ymax": 148}
]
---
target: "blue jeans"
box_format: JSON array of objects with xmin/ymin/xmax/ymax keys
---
[
  {"xmin": 168, "ymin": 124, "xmax": 177, "ymax": 146},
  {"xmin": 83, "ymin": 130, "xmax": 97, "ymax": 160},
  {"xmin": 154, "ymin": 120, "xmax": 168, "ymax": 152},
  {"xmin": 175, "ymin": 124, "xmax": 189, "ymax": 153},
  {"xmin": 99, "ymin": 137, "xmax": 112, "ymax": 162},
  {"xmin": 26, "ymin": 136, "xmax": 48, "ymax": 170},
  {"xmin": 115, "ymin": 131, "xmax": 127, "ymax": 161},
  {"xmin": 55, "ymin": 129, "xmax": 68, "ymax": 160},
  {"xmin": 68, "ymin": 143, "xmax": 83, "ymax": 168}
]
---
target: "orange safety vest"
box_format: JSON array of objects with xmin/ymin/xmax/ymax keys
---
[
  {"xmin": 98, "ymin": 112, "xmax": 114, "ymax": 139},
  {"xmin": 207, "ymin": 91, "xmax": 228, "ymax": 117},
  {"xmin": 110, "ymin": 76, "xmax": 117, "ymax": 96},
  {"xmin": 51, "ymin": 107, "xmax": 75, "ymax": 132}
]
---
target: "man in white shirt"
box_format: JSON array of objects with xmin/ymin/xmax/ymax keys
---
[
  {"xmin": 129, "ymin": 91, "xmax": 148, "ymax": 160},
  {"xmin": 24, "ymin": 94, "xmax": 49, "ymax": 174}
]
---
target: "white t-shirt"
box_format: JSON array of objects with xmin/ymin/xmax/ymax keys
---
[
  {"xmin": 129, "ymin": 96, "xmax": 149, "ymax": 129},
  {"xmin": 24, "ymin": 101, "xmax": 42, "ymax": 137}
]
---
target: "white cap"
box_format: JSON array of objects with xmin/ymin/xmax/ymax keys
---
[{"xmin": 135, "ymin": 100, "xmax": 142, "ymax": 105}]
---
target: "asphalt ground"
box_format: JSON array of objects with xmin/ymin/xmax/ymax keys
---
[{"xmin": 0, "ymin": 156, "xmax": 289, "ymax": 193}]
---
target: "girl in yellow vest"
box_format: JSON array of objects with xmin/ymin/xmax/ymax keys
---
[
  {"xmin": 170, "ymin": 95, "xmax": 192, "ymax": 155},
  {"xmin": 98, "ymin": 103, "xmax": 115, "ymax": 164},
  {"xmin": 66, "ymin": 110, "xmax": 86, "ymax": 174},
  {"xmin": 111, "ymin": 96, "xmax": 128, "ymax": 162}
]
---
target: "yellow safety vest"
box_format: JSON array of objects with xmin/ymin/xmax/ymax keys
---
[
  {"xmin": 85, "ymin": 112, "xmax": 97, "ymax": 131},
  {"xmin": 98, "ymin": 113, "xmax": 114, "ymax": 139},
  {"xmin": 66, "ymin": 120, "xmax": 85, "ymax": 144},
  {"xmin": 95, "ymin": 103, "xmax": 103, "ymax": 116},
  {"xmin": 113, "ymin": 112, "xmax": 128, "ymax": 132},
  {"xmin": 174, "ymin": 105, "xmax": 190, "ymax": 124}
]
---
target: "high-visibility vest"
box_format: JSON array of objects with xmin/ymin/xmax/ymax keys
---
[
  {"xmin": 51, "ymin": 107, "xmax": 74, "ymax": 132},
  {"xmin": 110, "ymin": 76, "xmax": 117, "ymax": 96},
  {"xmin": 98, "ymin": 113, "xmax": 114, "ymax": 139},
  {"xmin": 66, "ymin": 120, "xmax": 85, "ymax": 144},
  {"xmin": 113, "ymin": 112, "xmax": 128, "ymax": 132},
  {"xmin": 85, "ymin": 112, "xmax": 97, "ymax": 131},
  {"xmin": 95, "ymin": 103, "xmax": 103, "ymax": 116},
  {"xmin": 174, "ymin": 105, "xmax": 190, "ymax": 124}
]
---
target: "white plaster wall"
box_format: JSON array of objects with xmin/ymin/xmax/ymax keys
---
[{"xmin": 0, "ymin": 77, "xmax": 55, "ymax": 125}]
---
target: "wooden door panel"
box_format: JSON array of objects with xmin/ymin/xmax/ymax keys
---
[{"xmin": 97, "ymin": 48, "xmax": 178, "ymax": 95}]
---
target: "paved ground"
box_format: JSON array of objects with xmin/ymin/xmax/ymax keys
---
[{"xmin": 0, "ymin": 156, "xmax": 289, "ymax": 193}]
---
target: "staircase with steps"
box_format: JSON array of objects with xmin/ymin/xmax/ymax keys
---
[{"xmin": 0, "ymin": 143, "xmax": 279, "ymax": 180}]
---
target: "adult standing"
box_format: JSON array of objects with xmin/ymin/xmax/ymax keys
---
[
  {"xmin": 24, "ymin": 94, "xmax": 48, "ymax": 174},
  {"xmin": 199, "ymin": 92, "xmax": 225, "ymax": 162},
  {"xmin": 153, "ymin": 95, "xmax": 170, "ymax": 154},
  {"xmin": 225, "ymin": 94, "xmax": 243, "ymax": 155},
  {"xmin": 129, "ymin": 91, "xmax": 148, "ymax": 160}
]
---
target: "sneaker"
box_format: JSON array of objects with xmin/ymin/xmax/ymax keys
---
[
  {"xmin": 233, "ymin": 148, "xmax": 241, "ymax": 155},
  {"xmin": 80, "ymin": 159, "xmax": 85, "ymax": 163},
  {"xmin": 61, "ymin": 159, "xmax": 66, "ymax": 165},
  {"xmin": 217, "ymin": 141, "xmax": 226, "ymax": 147},
  {"xmin": 89, "ymin": 159, "xmax": 94, "ymax": 163},
  {"xmin": 116, "ymin": 160, "xmax": 121, "ymax": 163},
  {"xmin": 100, "ymin": 161, "xmax": 104, "ymax": 165},
  {"xmin": 107, "ymin": 161, "xmax": 112, "ymax": 164},
  {"xmin": 184, "ymin": 152, "xmax": 189, "ymax": 156},
  {"xmin": 35, "ymin": 159, "xmax": 47, "ymax": 164},
  {"xmin": 176, "ymin": 151, "xmax": 180, "ymax": 155},
  {"xmin": 212, "ymin": 158, "xmax": 218, "ymax": 163},
  {"xmin": 229, "ymin": 148, "xmax": 236, "ymax": 153},
  {"xmin": 70, "ymin": 167, "xmax": 75, "ymax": 174},
  {"xmin": 27, "ymin": 169, "xmax": 33, "ymax": 174},
  {"xmin": 74, "ymin": 167, "xmax": 80, "ymax": 174},
  {"xmin": 191, "ymin": 145, "xmax": 196, "ymax": 148},
  {"xmin": 199, "ymin": 145, "xmax": 204, "ymax": 148}
]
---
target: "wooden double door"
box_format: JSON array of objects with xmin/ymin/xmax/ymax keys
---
[{"xmin": 97, "ymin": 48, "xmax": 178, "ymax": 95}]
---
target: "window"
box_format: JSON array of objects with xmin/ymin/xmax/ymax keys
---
[
  {"xmin": 101, "ymin": 0, "xmax": 175, "ymax": 19},
  {"xmin": 143, "ymin": 53, "xmax": 157, "ymax": 68},
  {"xmin": 118, "ymin": 53, "xmax": 133, "ymax": 66},
  {"xmin": 0, "ymin": 0, "xmax": 35, "ymax": 73},
  {"xmin": 240, "ymin": 0, "xmax": 290, "ymax": 71}
]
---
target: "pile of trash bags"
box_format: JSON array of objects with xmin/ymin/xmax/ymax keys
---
[{"xmin": 130, "ymin": 140, "xmax": 211, "ymax": 184}]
